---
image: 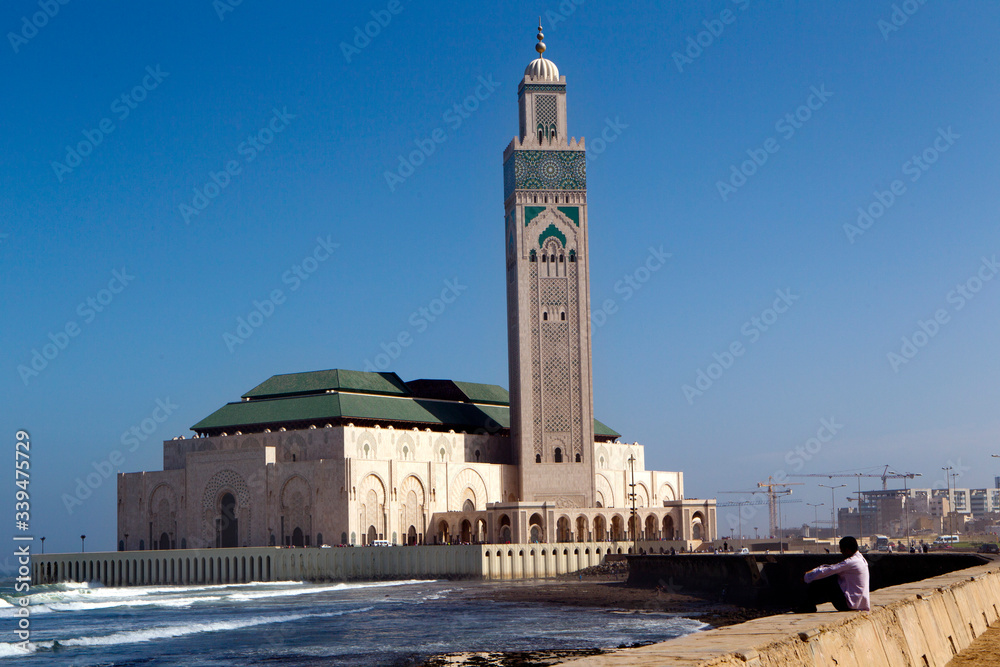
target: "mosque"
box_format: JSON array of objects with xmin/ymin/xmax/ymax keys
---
[{"xmin": 116, "ymin": 27, "xmax": 717, "ymax": 553}]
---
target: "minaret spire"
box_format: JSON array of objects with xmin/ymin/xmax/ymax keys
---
[{"xmin": 536, "ymin": 20, "xmax": 546, "ymax": 58}]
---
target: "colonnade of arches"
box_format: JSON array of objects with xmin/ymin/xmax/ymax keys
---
[{"xmin": 434, "ymin": 510, "xmax": 700, "ymax": 545}]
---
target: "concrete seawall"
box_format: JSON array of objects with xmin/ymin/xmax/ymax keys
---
[
  {"xmin": 627, "ymin": 553, "xmax": 989, "ymax": 607},
  {"xmin": 558, "ymin": 559, "xmax": 1000, "ymax": 667},
  {"xmin": 32, "ymin": 540, "xmax": 650, "ymax": 586}
]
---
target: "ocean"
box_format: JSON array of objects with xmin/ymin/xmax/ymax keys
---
[{"xmin": 0, "ymin": 579, "xmax": 708, "ymax": 665}]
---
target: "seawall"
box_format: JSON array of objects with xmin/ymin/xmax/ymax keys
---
[
  {"xmin": 627, "ymin": 553, "xmax": 989, "ymax": 606},
  {"xmin": 557, "ymin": 558, "xmax": 1000, "ymax": 667},
  {"xmin": 31, "ymin": 540, "xmax": 649, "ymax": 586}
]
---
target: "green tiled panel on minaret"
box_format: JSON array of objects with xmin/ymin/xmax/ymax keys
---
[
  {"xmin": 557, "ymin": 206, "xmax": 580, "ymax": 226},
  {"xmin": 503, "ymin": 150, "xmax": 586, "ymax": 199},
  {"xmin": 538, "ymin": 223, "xmax": 567, "ymax": 248},
  {"xmin": 525, "ymin": 206, "xmax": 546, "ymax": 226}
]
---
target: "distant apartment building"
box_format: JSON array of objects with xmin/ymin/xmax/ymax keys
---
[{"xmin": 856, "ymin": 484, "xmax": 1000, "ymax": 535}]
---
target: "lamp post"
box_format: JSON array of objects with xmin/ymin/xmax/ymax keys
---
[
  {"xmin": 628, "ymin": 454, "xmax": 637, "ymax": 554},
  {"xmin": 124, "ymin": 532, "xmax": 129, "ymax": 552},
  {"xmin": 778, "ymin": 495, "xmax": 785, "ymax": 554},
  {"xmin": 80, "ymin": 535, "xmax": 86, "ymax": 553},
  {"xmin": 736, "ymin": 500, "xmax": 745, "ymax": 547},
  {"xmin": 40, "ymin": 537, "xmax": 45, "ymax": 554},
  {"xmin": 942, "ymin": 466, "xmax": 953, "ymax": 535},
  {"xmin": 888, "ymin": 471, "xmax": 920, "ymax": 548},
  {"xmin": 948, "ymin": 472, "xmax": 969, "ymax": 535},
  {"xmin": 808, "ymin": 503, "xmax": 824, "ymax": 534},
  {"xmin": 820, "ymin": 484, "xmax": 846, "ymax": 538}
]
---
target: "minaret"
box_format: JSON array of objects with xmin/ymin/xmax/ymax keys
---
[{"xmin": 504, "ymin": 25, "xmax": 595, "ymax": 507}]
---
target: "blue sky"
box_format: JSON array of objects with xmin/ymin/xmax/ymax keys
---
[{"xmin": 2, "ymin": 1, "xmax": 998, "ymax": 553}]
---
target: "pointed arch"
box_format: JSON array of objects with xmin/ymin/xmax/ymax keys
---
[
  {"xmin": 596, "ymin": 473, "xmax": 615, "ymax": 508},
  {"xmin": 448, "ymin": 468, "xmax": 489, "ymax": 511},
  {"xmin": 358, "ymin": 474, "xmax": 386, "ymax": 545},
  {"xmin": 658, "ymin": 482, "xmax": 676, "ymax": 502}
]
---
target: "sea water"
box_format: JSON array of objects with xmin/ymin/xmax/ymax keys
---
[{"xmin": 0, "ymin": 579, "xmax": 707, "ymax": 665}]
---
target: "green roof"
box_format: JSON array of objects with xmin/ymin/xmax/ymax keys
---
[
  {"xmin": 242, "ymin": 369, "xmax": 409, "ymax": 399},
  {"xmin": 452, "ymin": 381, "xmax": 510, "ymax": 405},
  {"xmin": 193, "ymin": 368, "xmax": 621, "ymax": 438}
]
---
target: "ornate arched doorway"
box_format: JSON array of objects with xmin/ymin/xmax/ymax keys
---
[
  {"xmin": 663, "ymin": 515, "xmax": 675, "ymax": 540},
  {"xmin": 217, "ymin": 492, "xmax": 238, "ymax": 548}
]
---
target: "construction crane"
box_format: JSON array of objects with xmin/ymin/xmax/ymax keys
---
[
  {"xmin": 757, "ymin": 477, "xmax": 804, "ymax": 540},
  {"xmin": 790, "ymin": 466, "xmax": 921, "ymax": 543},
  {"xmin": 716, "ymin": 497, "xmax": 801, "ymax": 543},
  {"xmin": 719, "ymin": 476, "xmax": 803, "ymax": 539},
  {"xmin": 715, "ymin": 499, "xmax": 802, "ymax": 507},
  {"xmin": 791, "ymin": 465, "xmax": 920, "ymax": 490}
]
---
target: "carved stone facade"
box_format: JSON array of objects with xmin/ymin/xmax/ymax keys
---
[{"xmin": 118, "ymin": 423, "xmax": 713, "ymax": 550}]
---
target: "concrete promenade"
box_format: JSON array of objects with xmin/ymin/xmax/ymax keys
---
[
  {"xmin": 31, "ymin": 540, "xmax": 658, "ymax": 586},
  {"xmin": 555, "ymin": 559, "xmax": 1000, "ymax": 667}
]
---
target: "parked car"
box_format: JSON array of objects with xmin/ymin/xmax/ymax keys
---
[{"xmin": 976, "ymin": 543, "xmax": 999, "ymax": 554}]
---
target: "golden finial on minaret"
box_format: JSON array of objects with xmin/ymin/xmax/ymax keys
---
[{"xmin": 535, "ymin": 18, "xmax": 546, "ymax": 58}]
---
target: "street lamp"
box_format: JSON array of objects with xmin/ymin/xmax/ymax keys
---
[
  {"xmin": 40, "ymin": 537, "xmax": 45, "ymax": 554},
  {"xmin": 942, "ymin": 466, "xmax": 953, "ymax": 535},
  {"xmin": 820, "ymin": 484, "xmax": 846, "ymax": 539},
  {"xmin": 808, "ymin": 503, "xmax": 824, "ymax": 534},
  {"xmin": 888, "ymin": 470, "xmax": 920, "ymax": 548},
  {"xmin": 627, "ymin": 455, "xmax": 637, "ymax": 554},
  {"xmin": 124, "ymin": 532, "xmax": 129, "ymax": 552},
  {"xmin": 754, "ymin": 526, "xmax": 759, "ymax": 540},
  {"xmin": 80, "ymin": 534, "xmax": 86, "ymax": 553}
]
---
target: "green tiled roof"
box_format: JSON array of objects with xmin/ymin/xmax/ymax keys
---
[
  {"xmin": 451, "ymin": 381, "xmax": 510, "ymax": 405},
  {"xmin": 593, "ymin": 418, "xmax": 618, "ymax": 437},
  {"xmin": 242, "ymin": 369, "xmax": 409, "ymax": 399},
  {"xmin": 194, "ymin": 368, "xmax": 621, "ymax": 438}
]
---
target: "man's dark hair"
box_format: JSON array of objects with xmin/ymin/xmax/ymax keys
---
[{"xmin": 839, "ymin": 536, "xmax": 859, "ymax": 555}]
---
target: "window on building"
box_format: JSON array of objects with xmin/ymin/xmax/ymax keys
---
[
  {"xmin": 554, "ymin": 448, "xmax": 563, "ymax": 463},
  {"xmin": 575, "ymin": 453, "xmax": 581, "ymax": 462},
  {"xmin": 535, "ymin": 454, "xmax": 541, "ymax": 463}
]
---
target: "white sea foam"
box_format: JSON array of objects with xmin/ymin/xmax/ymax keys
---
[
  {"xmin": 0, "ymin": 578, "xmax": 434, "ymax": 619},
  {"xmin": 225, "ymin": 578, "xmax": 436, "ymax": 601},
  {"xmin": 0, "ymin": 606, "xmax": 373, "ymax": 658},
  {"xmin": 0, "ymin": 644, "xmax": 32, "ymax": 659}
]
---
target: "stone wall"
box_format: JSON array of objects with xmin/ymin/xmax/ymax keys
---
[
  {"xmin": 31, "ymin": 540, "xmax": 662, "ymax": 587},
  {"xmin": 556, "ymin": 559, "xmax": 1000, "ymax": 666}
]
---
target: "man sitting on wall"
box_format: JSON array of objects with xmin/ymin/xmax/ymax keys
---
[{"xmin": 797, "ymin": 536, "xmax": 870, "ymax": 612}]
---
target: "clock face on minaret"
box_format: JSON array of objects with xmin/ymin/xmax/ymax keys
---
[{"xmin": 503, "ymin": 25, "xmax": 595, "ymax": 508}]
